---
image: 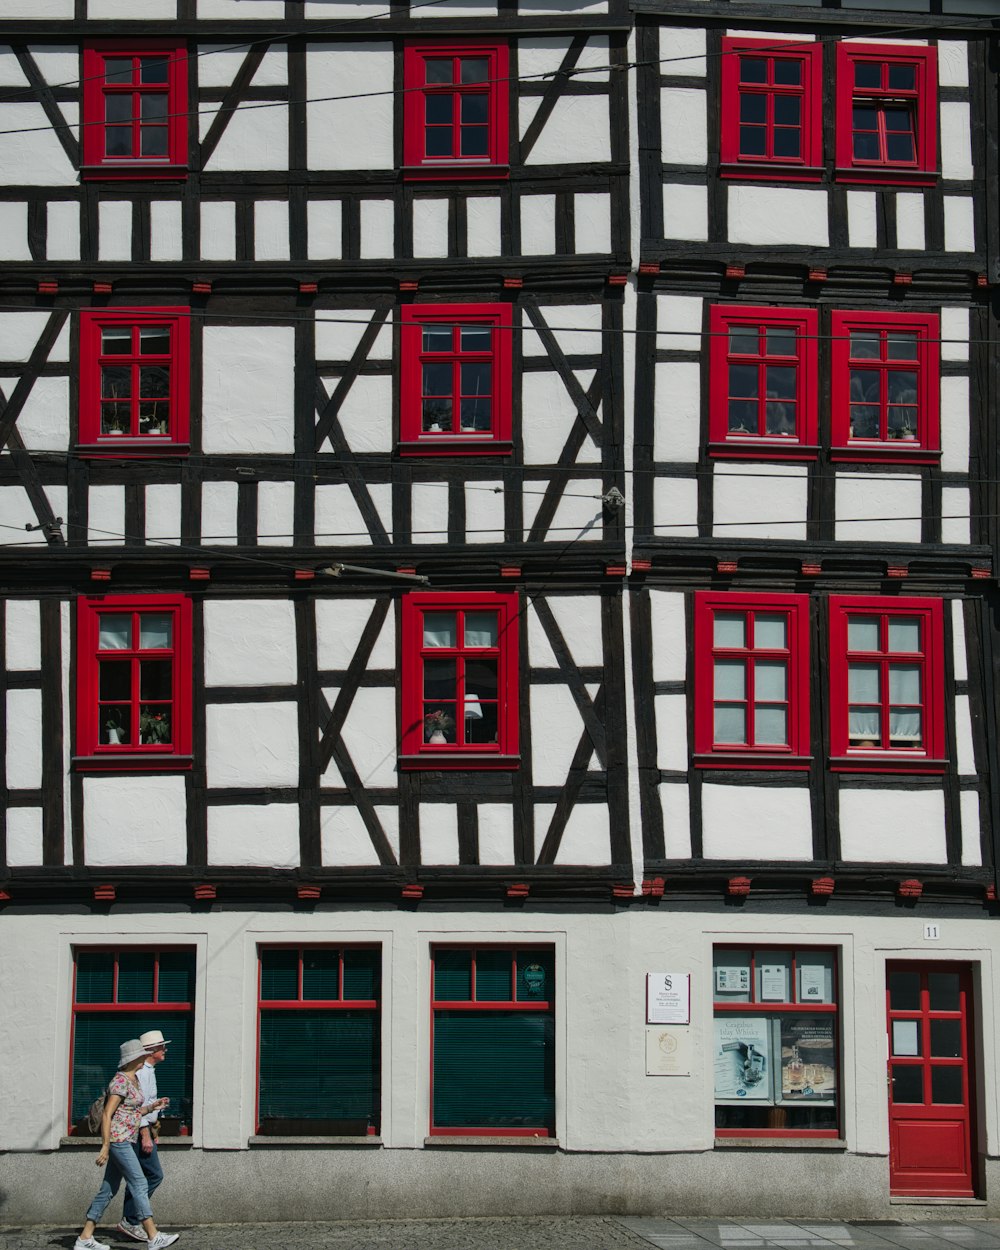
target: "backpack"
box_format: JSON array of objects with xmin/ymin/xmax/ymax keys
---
[{"xmin": 85, "ymin": 1087, "xmax": 109, "ymax": 1135}]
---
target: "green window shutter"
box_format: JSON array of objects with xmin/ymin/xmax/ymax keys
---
[
  {"xmin": 434, "ymin": 949, "xmax": 472, "ymax": 1001},
  {"xmin": 343, "ymin": 949, "xmax": 381, "ymax": 1001},
  {"xmin": 75, "ymin": 951, "xmax": 114, "ymax": 1003},
  {"xmin": 474, "ymin": 949, "xmax": 512, "ymax": 1002},
  {"xmin": 157, "ymin": 951, "xmax": 195, "ymax": 1003},
  {"xmin": 260, "ymin": 949, "xmax": 298, "ymax": 1000},
  {"xmin": 117, "ymin": 951, "xmax": 155, "ymax": 1002},
  {"xmin": 302, "ymin": 949, "xmax": 339, "ymax": 1000},
  {"xmin": 71, "ymin": 1012, "xmax": 194, "ymax": 1126}
]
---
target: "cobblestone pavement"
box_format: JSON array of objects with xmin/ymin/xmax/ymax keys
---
[{"xmin": 3, "ymin": 1218, "xmax": 1000, "ymax": 1250}]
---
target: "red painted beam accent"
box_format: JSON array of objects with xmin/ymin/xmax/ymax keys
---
[
  {"xmin": 898, "ymin": 879, "xmax": 923, "ymax": 899},
  {"xmin": 893, "ymin": 271, "xmax": 913, "ymax": 286},
  {"xmin": 294, "ymin": 569, "xmax": 316, "ymax": 581},
  {"xmin": 502, "ymin": 276, "xmax": 523, "ymax": 289},
  {"xmin": 631, "ymin": 558, "xmax": 652, "ymax": 572},
  {"xmin": 971, "ymin": 565, "xmax": 992, "ymax": 580},
  {"xmin": 801, "ymin": 561, "xmax": 822, "ymax": 576},
  {"xmin": 399, "ymin": 280, "xmax": 419, "ymax": 292},
  {"xmin": 811, "ymin": 876, "xmax": 835, "ymax": 896},
  {"xmin": 977, "ymin": 274, "xmax": 990, "ymax": 289},
  {"xmin": 611, "ymin": 882, "xmax": 635, "ymax": 899},
  {"xmin": 725, "ymin": 264, "xmax": 745, "ymax": 280},
  {"xmin": 727, "ymin": 876, "xmax": 752, "ymax": 897},
  {"xmin": 91, "ymin": 568, "xmax": 112, "ymax": 581},
  {"xmin": 192, "ymin": 281, "xmax": 212, "ymax": 294},
  {"xmin": 297, "ymin": 885, "xmax": 322, "ymax": 900},
  {"xmin": 638, "ymin": 262, "xmax": 660, "ymax": 276},
  {"xmin": 93, "ymin": 884, "xmax": 116, "ymax": 901},
  {"xmin": 401, "ymin": 883, "xmax": 424, "ymax": 900},
  {"xmin": 0, "ymin": 889, "xmax": 10, "ymax": 901},
  {"xmin": 985, "ymin": 885, "xmax": 997, "ymax": 902},
  {"xmin": 607, "ymin": 273, "xmax": 628, "ymax": 287},
  {"xmin": 605, "ymin": 564, "xmax": 627, "ymax": 577},
  {"xmin": 808, "ymin": 267, "xmax": 827, "ymax": 283},
  {"xmin": 716, "ymin": 559, "xmax": 738, "ymax": 574},
  {"xmin": 193, "ymin": 883, "xmax": 217, "ymax": 900},
  {"xmin": 397, "ymin": 566, "xmax": 417, "ymax": 575},
  {"xmin": 642, "ymin": 875, "xmax": 665, "ymax": 898},
  {"xmin": 500, "ymin": 565, "xmax": 521, "ymax": 578},
  {"xmin": 886, "ymin": 565, "xmax": 908, "ymax": 578},
  {"xmin": 506, "ymin": 882, "xmax": 530, "ymax": 899},
  {"xmin": 189, "ymin": 567, "xmax": 210, "ymax": 581},
  {"xmin": 93, "ymin": 281, "xmax": 113, "ymax": 294},
  {"xmin": 298, "ymin": 282, "xmax": 318, "ymax": 294},
  {"xmin": 37, "ymin": 280, "xmax": 58, "ymax": 294}
]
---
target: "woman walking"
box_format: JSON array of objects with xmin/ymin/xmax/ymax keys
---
[{"xmin": 75, "ymin": 1039, "xmax": 180, "ymax": 1250}]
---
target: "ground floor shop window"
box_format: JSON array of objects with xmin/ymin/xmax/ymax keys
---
[
  {"xmin": 713, "ymin": 946, "xmax": 839, "ymax": 1138},
  {"xmin": 257, "ymin": 946, "xmax": 381, "ymax": 1135},
  {"xmin": 431, "ymin": 946, "xmax": 555, "ymax": 1136},
  {"xmin": 70, "ymin": 947, "xmax": 195, "ymax": 1135}
]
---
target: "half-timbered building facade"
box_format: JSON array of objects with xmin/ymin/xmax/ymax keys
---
[{"xmin": 0, "ymin": 0, "xmax": 998, "ymax": 1223}]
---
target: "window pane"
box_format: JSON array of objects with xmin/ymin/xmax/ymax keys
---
[
  {"xmin": 461, "ymin": 95, "xmax": 488, "ymax": 124},
  {"xmin": 104, "ymin": 58, "xmax": 133, "ymax": 84},
  {"xmin": 422, "ymin": 362, "xmax": 452, "ymax": 396},
  {"xmin": 99, "ymin": 660, "xmax": 131, "ymax": 701},
  {"xmin": 460, "ymin": 126, "xmax": 489, "ymax": 157},
  {"xmin": 342, "ymin": 949, "xmax": 381, "ymax": 1001},
  {"xmin": 140, "ymin": 127, "xmax": 169, "ymax": 158},
  {"xmin": 475, "ymin": 949, "xmax": 512, "ymax": 1002},
  {"xmin": 105, "ymin": 127, "xmax": 132, "ymax": 158},
  {"xmin": 739, "ymin": 94, "xmax": 766, "ymax": 124},
  {"xmin": 118, "ymin": 950, "xmax": 155, "ymax": 1002},
  {"xmin": 853, "ymin": 132, "xmax": 880, "ymax": 162},
  {"xmin": 422, "ymin": 399, "xmax": 451, "ymax": 431},
  {"xmin": 889, "ymin": 970, "xmax": 921, "ymax": 1011},
  {"xmin": 765, "ymin": 327, "xmax": 796, "ymax": 357},
  {"xmin": 931, "ymin": 1066, "xmax": 963, "ymax": 1105},
  {"xmin": 517, "ymin": 949, "xmax": 554, "ymax": 1002},
  {"xmin": 425, "ymin": 127, "xmax": 453, "ymax": 157},
  {"xmin": 928, "ymin": 972, "xmax": 960, "ymax": 1012},
  {"xmin": 425, "ymin": 59, "xmax": 452, "ymax": 84},
  {"xmin": 714, "ymin": 612, "xmax": 745, "ymax": 649},
  {"xmin": 848, "ymin": 663, "xmax": 879, "ymax": 702},
  {"xmin": 302, "ymin": 949, "xmax": 340, "ymax": 1001},
  {"xmin": 424, "ymin": 658, "xmax": 457, "ymax": 700},
  {"xmin": 140, "ymin": 56, "xmax": 169, "ymax": 84},
  {"xmin": 766, "ymin": 366, "xmax": 796, "ymax": 400},
  {"xmin": 105, "ymin": 94, "xmax": 133, "ymax": 124},
  {"xmin": 774, "ymin": 60, "xmax": 801, "ymax": 85},
  {"xmin": 739, "ymin": 126, "xmax": 767, "ymax": 157},
  {"xmin": 158, "ymin": 950, "xmax": 195, "ymax": 1003},
  {"xmin": 729, "ymin": 363, "xmax": 758, "ymax": 400},
  {"xmin": 887, "ymin": 333, "xmax": 918, "ymax": 361},
  {"xmin": 102, "ymin": 326, "xmax": 132, "ymax": 355},
  {"xmin": 892, "ymin": 1065, "xmax": 924, "ymax": 1104},
  {"xmin": 740, "ymin": 58, "xmax": 767, "ymax": 83},
  {"xmin": 773, "ymin": 96, "xmax": 801, "ymax": 126},
  {"xmin": 425, "ymin": 94, "xmax": 452, "ymax": 125},
  {"xmin": 261, "ymin": 948, "xmax": 298, "ymax": 1000},
  {"xmin": 728, "ymin": 400, "xmax": 757, "ymax": 433},
  {"xmin": 714, "ymin": 659, "xmax": 746, "ymax": 700},
  {"xmin": 714, "ymin": 704, "xmax": 746, "ymax": 744},
  {"xmin": 463, "ymin": 612, "xmax": 498, "ymax": 647},
  {"xmin": 892, "ymin": 1019, "xmax": 920, "ymax": 1057},
  {"xmin": 140, "ymin": 93, "xmax": 167, "ymax": 122},
  {"xmin": 888, "ymin": 708, "xmax": 921, "ymax": 744},
  {"xmin": 139, "ymin": 614, "xmax": 173, "ymax": 649},
  {"xmin": 434, "ymin": 949, "xmax": 472, "ymax": 1000},
  {"xmin": 854, "ymin": 61, "xmax": 882, "ymax": 89},
  {"xmin": 888, "ymin": 617, "xmax": 920, "ymax": 653},
  {"xmin": 139, "ymin": 659, "xmax": 172, "ymax": 702},
  {"xmin": 754, "ymin": 705, "xmax": 787, "ymax": 745},
  {"xmin": 139, "ymin": 326, "xmax": 170, "ymax": 355},
  {"xmin": 765, "ymin": 402, "xmax": 795, "ymax": 436},
  {"xmin": 849, "ymin": 332, "xmax": 880, "ymax": 360},
  {"xmin": 460, "ymin": 397, "xmax": 491, "ymax": 431},
  {"xmin": 76, "ymin": 951, "xmax": 115, "ymax": 1003},
  {"xmin": 847, "ymin": 617, "xmax": 880, "ymax": 652},
  {"xmin": 460, "ymin": 59, "xmax": 489, "ymax": 84},
  {"xmin": 461, "ymin": 362, "xmax": 492, "ymax": 400},
  {"xmin": 772, "ymin": 129, "xmax": 801, "ymax": 159},
  {"xmin": 887, "ymin": 64, "xmax": 916, "ymax": 91},
  {"xmin": 99, "ymin": 616, "xmax": 131, "ymax": 649},
  {"xmin": 888, "ymin": 372, "xmax": 918, "ymax": 407},
  {"xmin": 755, "ymin": 660, "xmax": 787, "ymax": 702},
  {"xmin": 888, "ymin": 664, "xmax": 920, "ymax": 703},
  {"xmin": 930, "ymin": 1020, "xmax": 962, "ymax": 1058},
  {"xmin": 140, "ymin": 366, "xmax": 170, "ymax": 399},
  {"xmin": 423, "ymin": 612, "xmax": 456, "ymax": 647},
  {"xmin": 461, "ymin": 325, "xmax": 492, "ymax": 352},
  {"xmin": 728, "ymin": 328, "xmax": 758, "ymax": 356},
  {"xmin": 102, "ymin": 366, "xmax": 132, "ymax": 398},
  {"xmin": 422, "ymin": 324, "xmax": 452, "ymax": 352},
  {"xmin": 753, "ymin": 614, "xmax": 786, "ymax": 649},
  {"xmin": 139, "ymin": 705, "xmax": 171, "ymax": 744}
]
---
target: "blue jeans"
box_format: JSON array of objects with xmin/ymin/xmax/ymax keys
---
[
  {"xmin": 123, "ymin": 1140, "xmax": 163, "ymax": 1225},
  {"xmin": 84, "ymin": 1142, "xmax": 152, "ymax": 1224}
]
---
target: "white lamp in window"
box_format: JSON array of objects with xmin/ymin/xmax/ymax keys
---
[{"xmin": 464, "ymin": 693, "xmax": 484, "ymax": 721}]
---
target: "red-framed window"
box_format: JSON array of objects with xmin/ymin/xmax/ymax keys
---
[
  {"xmin": 257, "ymin": 946, "xmax": 381, "ymax": 1137},
  {"xmin": 75, "ymin": 594, "xmax": 193, "ymax": 771},
  {"xmin": 403, "ymin": 41, "xmax": 509, "ymax": 180},
  {"xmin": 399, "ymin": 304, "xmax": 512, "ymax": 455},
  {"xmin": 830, "ymin": 311, "xmax": 940, "ymax": 463},
  {"xmin": 82, "ymin": 41, "xmax": 188, "ymax": 180},
  {"xmin": 828, "ymin": 596, "xmax": 945, "ymax": 773},
  {"xmin": 69, "ymin": 947, "xmax": 195, "ymax": 1136},
  {"xmin": 720, "ymin": 39, "xmax": 823, "ymax": 180},
  {"xmin": 714, "ymin": 946, "xmax": 839, "ymax": 1139},
  {"xmin": 78, "ymin": 309, "xmax": 190, "ymax": 454},
  {"xmin": 708, "ymin": 306, "xmax": 818, "ymax": 458},
  {"xmin": 694, "ymin": 592, "xmax": 811, "ymax": 769},
  {"xmin": 431, "ymin": 946, "xmax": 554, "ymax": 1137},
  {"xmin": 400, "ymin": 591, "xmax": 520, "ymax": 770},
  {"xmin": 835, "ymin": 44, "xmax": 937, "ymax": 185}
]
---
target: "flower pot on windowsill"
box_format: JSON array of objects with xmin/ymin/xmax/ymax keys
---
[{"xmin": 429, "ymin": 730, "xmax": 447, "ymax": 745}]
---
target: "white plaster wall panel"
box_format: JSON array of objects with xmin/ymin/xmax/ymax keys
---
[
  {"xmin": 960, "ymin": 790, "xmax": 982, "ymax": 867},
  {"xmin": 0, "ymin": 49, "xmax": 28, "ymax": 85},
  {"xmin": 520, "ymin": 196, "xmax": 556, "ymax": 256},
  {"xmin": 574, "ymin": 193, "xmax": 612, "ymax": 255},
  {"xmin": 314, "ymin": 481, "xmax": 392, "ymax": 546},
  {"xmin": 202, "ymin": 326, "xmax": 295, "ymax": 454},
  {"xmin": 944, "ymin": 196, "xmax": 975, "ymax": 252},
  {"xmin": 307, "ymin": 201, "xmax": 343, "ymax": 260},
  {"xmin": 655, "ymin": 693, "xmax": 688, "ymax": 772},
  {"xmin": 6, "ymin": 688, "xmax": 41, "ymax": 789},
  {"xmin": 522, "ymin": 370, "xmax": 599, "ymax": 465},
  {"xmin": 412, "ymin": 198, "xmax": 449, "ymax": 259},
  {"xmin": 10, "ymin": 376, "xmax": 69, "ymax": 451},
  {"xmin": 941, "ymin": 307, "xmax": 969, "ymax": 362},
  {"xmin": 895, "ymin": 193, "xmax": 925, "ymax": 251},
  {"xmin": 420, "ymin": 0, "xmax": 497, "ymax": 16},
  {"xmin": 420, "ymin": 804, "xmax": 460, "ymax": 864},
  {"xmin": 847, "ymin": 191, "xmax": 878, "ymax": 248},
  {"xmin": 465, "ymin": 478, "xmax": 505, "ymax": 544},
  {"xmin": 522, "ymin": 304, "xmax": 602, "ymax": 358},
  {"xmin": 524, "ymin": 477, "xmax": 603, "ymax": 542},
  {"xmin": 201, "ymin": 105, "xmax": 289, "ymax": 172},
  {"xmin": 954, "ymin": 693, "xmax": 976, "ymax": 776},
  {"xmin": 149, "ymin": 201, "xmax": 183, "ymax": 262},
  {"xmin": 411, "ymin": 482, "xmax": 450, "ymax": 545},
  {"xmin": 532, "ymin": 684, "xmax": 587, "ymax": 785},
  {"xmin": 254, "ymin": 201, "xmax": 290, "ymax": 261},
  {"xmin": 320, "ymin": 806, "xmax": 399, "ymax": 866},
  {"xmin": 307, "ymin": 44, "xmax": 393, "ymax": 170},
  {"xmin": 940, "ymin": 104, "xmax": 974, "ymax": 182},
  {"xmin": 0, "ymin": 204, "xmax": 29, "ymax": 260},
  {"xmin": 466, "ymin": 197, "xmax": 502, "ymax": 258},
  {"xmin": 83, "ymin": 776, "xmax": 187, "ymax": 865},
  {"xmin": 0, "ymin": 313, "xmax": 59, "ymax": 363},
  {"xmin": 834, "ymin": 474, "xmax": 921, "ymax": 543},
  {"xmin": 650, "ymin": 591, "xmax": 686, "ymax": 682},
  {"xmin": 656, "ymin": 294, "xmax": 702, "ymax": 352},
  {"xmin": 5, "ymin": 808, "xmax": 43, "ymax": 867},
  {"xmin": 527, "ymin": 604, "xmax": 559, "ymax": 668},
  {"xmin": 339, "ymin": 686, "xmax": 397, "ymax": 789},
  {"xmin": 87, "ymin": 485, "xmax": 126, "ymax": 547},
  {"xmin": 145, "ymin": 483, "xmax": 182, "ymax": 545},
  {"xmin": 0, "ymin": 105, "xmax": 77, "ymax": 186},
  {"xmin": 97, "ymin": 202, "xmax": 131, "ymax": 262},
  {"xmin": 941, "ymin": 486, "xmax": 970, "ymax": 546},
  {"xmin": 0, "ymin": 484, "xmax": 65, "ymax": 545},
  {"xmin": 197, "ymin": 44, "xmax": 288, "ymax": 88},
  {"xmin": 653, "ymin": 361, "xmax": 700, "ymax": 462},
  {"xmin": 206, "ymin": 702, "xmax": 299, "ymax": 788},
  {"xmin": 359, "ymin": 199, "xmax": 395, "ymax": 259},
  {"xmin": 201, "ymin": 481, "xmax": 239, "ymax": 546},
  {"xmin": 729, "ymin": 186, "xmax": 829, "ymax": 247},
  {"xmin": 5, "ymin": 600, "xmax": 40, "ymax": 671},
  {"xmin": 26, "ymin": 46, "xmax": 76, "ymax": 83},
  {"xmin": 952, "ymin": 599, "xmax": 968, "ymax": 683},
  {"xmin": 661, "ymin": 784, "xmax": 692, "ymax": 859},
  {"xmin": 315, "ymin": 596, "xmax": 395, "ymax": 672},
  {"xmin": 198, "ymin": 0, "xmax": 283, "ymax": 15},
  {"xmin": 727, "ymin": 29, "xmax": 814, "ymax": 41},
  {"xmin": 713, "ymin": 464, "xmax": 807, "ymax": 541},
  {"xmin": 316, "ymin": 311, "xmax": 391, "ymax": 362},
  {"xmin": 478, "ymin": 803, "xmax": 515, "ymax": 865},
  {"xmin": 839, "ymin": 787, "xmax": 946, "ymax": 863},
  {"xmin": 307, "ymin": 0, "xmax": 390, "ymax": 16},
  {"xmin": 90, "ymin": 0, "xmax": 174, "ymax": 15},
  {"xmin": 653, "ymin": 476, "xmax": 698, "ymax": 538},
  {"xmin": 204, "ymin": 600, "xmax": 298, "ymax": 687},
  {"xmin": 44, "ymin": 201, "xmax": 80, "ymax": 262},
  {"xmin": 550, "ymin": 803, "xmax": 610, "ymax": 865},
  {"xmin": 660, "ymin": 27, "xmax": 706, "ymax": 76},
  {"xmin": 520, "ymin": 0, "xmax": 607, "ymax": 13},
  {"xmin": 546, "ymin": 595, "xmax": 603, "ymax": 668},
  {"xmin": 257, "ymin": 480, "xmax": 296, "ymax": 546},
  {"xmin": 207, "ymin": 804, "xmax": 300, "ymax": 868},
  {"xmin": 522, "ymin": 96, "xmax": 610, "ymax": 165},
  {"xmin": 940, "ymin": 375, "xmax": 970, "ymax": 474},
  {"xmin": 519, "ymin": 37, "xmax": 609, "ymax": 82},
  {"xmin": 938, "ymin": 40, "xmax": 969, "ymax": 87},
  {"xmin": 702, "ymin": 785, "xmax": 813, "ymax": 860},
  {"xmin": 200, "ymin": 201, "xmax": 237, "ymax": 261},
  {"xmin": 662, "ymin": 183, "xmax": 708, "ymax": 242},
  {"xmin": 661, "ymin": 89, "xmax": 707, "ymax": 165},
  {"xmin": 60, "ymin": 599, "xmax": 71, "ymax": 865}
]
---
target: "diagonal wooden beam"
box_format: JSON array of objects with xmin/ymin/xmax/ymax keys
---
[
  {"xmin": 317, "ymin": 597, "xmax": 391, "ymax": 774},
  {"xmin": 314, "ymin": 302, "xmax": 392, "ymax": 449},
  {"xmin": 518, "ymin": 36, "xmax": 588, "ymax": 164},
  {"xmin": 526, "ymin": 370, "xmax": 603, "ymax": 543},
  {"xmin": 313, "ymin": 377, "xmax": 390, "ymax": 547},
  {"xmin": 531, "ymin": 595, "xmax": 607, "ymax": 768},
  {"xmin": 13, "ymin": 47, "xmax": 80, "ymax": 168},
  {"xmin": 199, "ymin": 44, "xmax": 269, "ymax": 167},
  {"xmin": 522, "ymin": 299, "xmax": 604, "ymax": 445},
  {"xmin": 0, "ymin": 309, "xmax": 69, "ymax": 453},
  {"xmin": 535, "ymin": 685, "xmax": 606, "ymax": 865}
]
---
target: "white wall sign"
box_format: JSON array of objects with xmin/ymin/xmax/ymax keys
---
[
  {"xmin": 924, "ymin": 923, "xmax": 941, "ymax": 941},
  {"xmin": 646, "ymin": 1027, "xmax": 692, "ymax": 1076},
  {"xmin": 646, "ymin": 971, "xmax": 691, "ymax": 1024}
]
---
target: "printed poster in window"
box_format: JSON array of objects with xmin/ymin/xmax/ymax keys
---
[
  {"xmin": 779, "ymin": 1016, "xmax": 836, "ymax": 1103},
  {"xmin": 714, "ymin": 1017, "xmax": 771, "ymax": 1103}
]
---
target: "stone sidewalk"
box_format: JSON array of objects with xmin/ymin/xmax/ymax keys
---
[{"xmin": 2, "ymin": 1218, "xmax": 1000, "ymax": 1250}]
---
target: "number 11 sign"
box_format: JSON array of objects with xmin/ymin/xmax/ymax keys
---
[{"xmin": 646, "ymin": 972, "xmax": 691, "ymax": 1025}]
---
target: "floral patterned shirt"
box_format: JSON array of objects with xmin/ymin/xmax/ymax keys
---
[{"xmin": 107, "ymin": 1071, "xmax": 144, "ymax": 1144}]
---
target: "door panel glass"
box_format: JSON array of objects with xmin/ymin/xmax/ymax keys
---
[
  {"xmin": 928, "ymin": 972, "xmax": 961, "ymax": 1012},
  {"xmin": 891, "ymin": 1019, "xmax": 920, "ymax": 1057},
  {"xmin": 889, "ymin": 970, "xmax": 921, "ymax": 1011},
  {"xmin": 930, "ymin": 1019, "xmax": 962, "ymax": 1058},
  {"xmin": 931, "ymin": 1066, "xmax": 963, "ymax": 1105},
  {"xmin": 892, "ymin": 1065, "xmax": 924, "ymax": 1104}
]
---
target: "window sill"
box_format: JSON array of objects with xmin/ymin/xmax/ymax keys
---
[
  {"xmin": 402, "ymin": 163, "xmax": 509, "ymax": 182},
  {"xmin": 709, "ymin": 441, "xmax": 819, "ymax": 462},
  {"xmin": 829, "ymin": 445, "xmax": 940, "ymax": 465},
  {"xmin": 73, "ymin": 754, "xmax": 194, "ymax": 773},
  {"xmin": 719, "ymin": 162, "xmax": 824, "ymax": 183},
  {"xmin": 80, "ymin": 164, "xmax": 188, "ymax": 182},
  {"xmin": 694, "ymin": 753, "xmax": 812, "ymax": 771},
  {"xmin": 248, "ymin": 1136, "xmax": 382, "ymax": 1147},
  {"xmin": 76, "ymin": 442, "xmax": 190, "ymax": 458},
  {"xmin": 424, "ymin": 1135, "xmax": 559, "ymax": 1148},
  {"xmin": 829, "ymin": 755, "xmax": 947, "ymax": 775},
  {"xmin": 834, "ymin": 166, "xmax": 938, "ymax": 188},
  {"xmin": 60, "ymin": 1136, "xmax": 196, "ymax": 1149},
  {"xmin": 397, "ymin": 439, "xmax": 513, "ymax": 458},
  {"xmin": 399, "ymin": 753, "xmax": 520, "ymax": 772},
  {"xmin": 715, "ymin": 1137, "xmax": 846, "ymax": 1150}
]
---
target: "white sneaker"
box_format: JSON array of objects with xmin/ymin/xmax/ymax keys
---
[
  {"xmin": 147, "ymin": 1235, "xmax": 180, "ymax": 1250},
  {"xmin": 117, "ymin": 1222, "xmax": 147, "ymax": 1244},
  {"xmin": 75, "ymin": 1239, "xmax": 110, "ymax": 1250}
]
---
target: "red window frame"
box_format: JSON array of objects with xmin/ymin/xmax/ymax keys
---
[
  {"xmin": 720, "ymin": 38, "xmax": 823, "ymax": 181},
  {"xmin": 708, "ymin": 306, "xmax": 819, "ymax": 458},
  {"xmin": 694, "ymin": 592, "xmax": 811, "ymax": 769},
  {"xmin": 75, "ymin": 593, "xmax": 193, "ymax": 771},
  {"xmin": 403, "ymin": 41, "xmax": 509, "ymax": 180},
  {"xmin": 78, "ymin": 309, "xmax": 191, "ymax": 455},
  {"xmin": 399, "ymin": 304, "xmax": 512, "ymax": 455},
  {"xmin": 835, "ymin": 43, "xmax": 937, "ymax": 186},
  {"xmin": 828, "ymin": 596, "xmax": 945, "ymax": 773},
  {"xmin": 714, "ymin": 945, "xmax": 840, "ymax": 1140},
  {"xmin": 400, "ymin": 591, "xmax": 519, "ymax": 770},
  {"xmin": 82, "ymin": 41, "xmax": 189, "ymax": 180},
  {"xmin": 830, "ymin": 311, "xmax": 940, "ymax": 463}
]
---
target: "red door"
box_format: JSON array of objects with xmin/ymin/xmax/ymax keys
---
[{"xmin": 886, "ymin": 962, "xmax": 977, "ymax": 1197}]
